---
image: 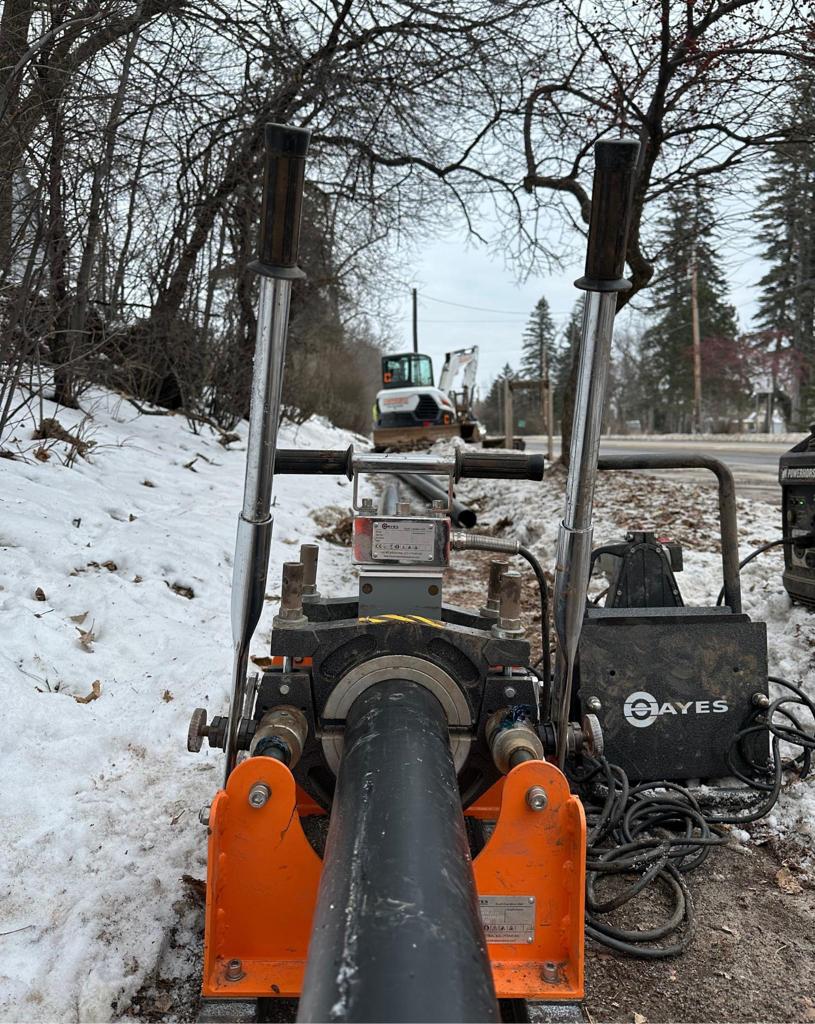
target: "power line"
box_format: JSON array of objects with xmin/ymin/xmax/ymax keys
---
[
  {"xmin": 417, "ymin": 292, "xmax": 528, "ymax": 314},
  {"xmin": 418, "ymin": 291, "xmax": 577, "ymax": 318}
]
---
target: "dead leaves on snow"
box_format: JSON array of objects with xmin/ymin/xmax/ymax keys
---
[
  {"xmin": 73, "ymin": 680, "xmax": 101, "ymax": 704},
  {"xmin": 75, "ymin": 621, "xmax": 96, "ymax": 651}
]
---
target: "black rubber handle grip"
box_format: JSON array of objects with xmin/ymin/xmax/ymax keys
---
[
  {"xmin": 575, "ymin": 138, "xmax": 640, "ymax": 292},
  {"xmin": 273, "ymin": 447, "xmax": 544, "ymax": 481},
  {"xmin": 275, "ymin": 446, "xmax": 354, "ymax": 479},
  {"xmin": 255, "ymin": 123, "xmax": 311, "ymax": 275},
  {"xmin": 456, "ymin": 450, "xmax": 544, "ymax": 481}
]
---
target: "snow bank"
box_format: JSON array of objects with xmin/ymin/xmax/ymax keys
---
[{"xmin": 0, "ymin": 390, "xmax": 363, "ymax": 1022}]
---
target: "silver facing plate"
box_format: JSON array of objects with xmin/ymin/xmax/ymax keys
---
[{"xmin": 479, "ymin": 895, "xmax": 536, "ymax": 944}]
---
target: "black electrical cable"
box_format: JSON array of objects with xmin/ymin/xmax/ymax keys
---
[
  {"xmin": 715, "ymin": 533, "xmax": 815, "ymax": 606},
  {"xmin": 517, "ymin": 545, "xmax": 552, "ymax": 694},
  {"xmin": 569, "ymin": 674, "xmax": 814, "ymax": 959}
]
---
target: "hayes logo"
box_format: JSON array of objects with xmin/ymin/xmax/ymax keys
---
[{"xmin": 623, "ymin": 690, "xmax": 729, "ymax": 729}]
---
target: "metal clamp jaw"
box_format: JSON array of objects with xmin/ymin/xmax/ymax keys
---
[{"xmin": 351, "ymin": 452, "xmax": 457, "ymax": 514}]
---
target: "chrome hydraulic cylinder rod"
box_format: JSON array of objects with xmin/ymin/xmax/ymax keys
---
[
  {"xmin": 553, "ymin": 138, "xmax": 639, "ymax": 766},
  {"xmin": 224, "ymin": 123, "xmax": 311, "ymax": 781}
]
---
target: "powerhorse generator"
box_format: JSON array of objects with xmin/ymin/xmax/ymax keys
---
[{"xmin": 780, "ymin": 424, "xmax": 815, "ymax": 607}]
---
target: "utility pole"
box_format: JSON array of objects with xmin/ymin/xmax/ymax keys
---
[
  {"xmin": 412, "ymin": 287, "xmax": 418, "ymax": 354},
  {"xmin": 690, "ymin": 251, "xmax": 703, "ymax": 433},
  {"xmin": 540, "ymin": 338, "xmax": 553, "ymax": 460}
]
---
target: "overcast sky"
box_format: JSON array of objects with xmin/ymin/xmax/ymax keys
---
[{"xmin": 384, "ymin": 217, "xmax": 768, "ymax": 394}]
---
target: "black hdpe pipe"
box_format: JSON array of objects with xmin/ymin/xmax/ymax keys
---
[
  {"xmin": 397, "ymin": 472, "xmax": 478, "ymax": 528},
  {"xmin": 296, "ymin": 679, "xmax": 498, "ymax": 1024}
]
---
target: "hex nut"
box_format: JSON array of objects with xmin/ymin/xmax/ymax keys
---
[
  {"xmin": 542, "ymin": 960, "xmax": 559, "ymax": 984},
  {"xmin": 198, "ymin": 804, "xmax": 211, "ymax": 826},
  {"xmin": 225, "ymin": 958, "xmax": 244, "ymax": 982}
]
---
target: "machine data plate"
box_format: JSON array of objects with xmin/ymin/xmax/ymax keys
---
[
  {"xmin": 371, "ymin": 520, "xmax": 436, "ymax": 562},
  {"xmin": 479, "ymin": 895, "xmax": 535, "ymax": 943}
]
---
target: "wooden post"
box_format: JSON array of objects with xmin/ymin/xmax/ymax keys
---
[{"xmin": 503, "ymin": 378, "xmax": 513, "ymax": 449}]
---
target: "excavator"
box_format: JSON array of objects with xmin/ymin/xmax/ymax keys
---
[{"xmin": 372, "ymin": 346, "xmax": 481, "ymax": 450}]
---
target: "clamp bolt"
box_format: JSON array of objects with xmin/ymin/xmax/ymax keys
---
[
  {"xmin": 752, "ymin": 692, "xmax": 770, "ymax": 708},
  {"xmin": 525, "ymin": 786, "xmax": 548, "ymax": 812},
  {"xmin": 248, "ymin": 782, "xmax": 271, "ymax": 808},
  {"xmin": 542, "ymin": 960, "xmax": 558, "ymax": 983}
]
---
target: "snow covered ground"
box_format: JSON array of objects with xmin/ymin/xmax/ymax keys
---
[
  {"xmin": 1, "ymin": 391, "xmax": 812, "ymax": 1022},
  {"xmin": 0, "ymin": 390, "xmax": 364, "ymax": 1022}
]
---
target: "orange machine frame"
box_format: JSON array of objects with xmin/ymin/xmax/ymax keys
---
[{"xmin": 202, "ymin": 755, "xmax": 585, "ymax": 1002}]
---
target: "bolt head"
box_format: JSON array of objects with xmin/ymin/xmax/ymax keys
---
[
  {"xmin": 503, "ymin": 686, "xmax": 517, "ymax": 699},
  {"xmin": 198, "ymin": 804, "xmax": 211, "ymax": 826},
  {"xmin": 248, "ymin": 782, "xmax": 271, "ymax": 808},
  {"xmin": 525, "ymin": 785, "xmax": 548, "ymax": 812},
  {"xmin": 279, "ymin": 683, "xmax": 290, "ymax": 695},
  {"xmin": 752, "ymin": 692, "xmax": 770, "ymax": 708},
  {"xmin": 586, "ymin": 696, "xmax": 602, "ymax": 712}
]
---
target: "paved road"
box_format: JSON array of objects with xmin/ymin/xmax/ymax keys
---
[{"xmin": 525, "ymin": 435, "xmax": 792, "ymax": 505}]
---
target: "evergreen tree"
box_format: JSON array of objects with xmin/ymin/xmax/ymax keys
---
[
  {"xmin": 520, "ymin": 296, "xmax": 556, "ymax": 380},
  {"xmin": 516, "ymin": 296, "xmax": 556, "ymax": 432},
  {"xmin": 555, "ymin": 298, "xmax": 584, "ymax": 461},
  {"xmin": 754, "ymin": 75, "xmax": 815, "ymax": 428},
  {"xmin": 641, "ymin": 184, "xmax": 740, "ymax": 431},
  {"xmin": 480, "ymin": 362, "xmax": 515, "ymax": 433}
]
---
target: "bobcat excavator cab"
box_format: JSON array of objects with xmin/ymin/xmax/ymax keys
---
[{"xmin": 372, "ymin": 347, "xmax": 482, "ymax": 450}]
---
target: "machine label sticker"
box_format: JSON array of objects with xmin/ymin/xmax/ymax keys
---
[
  {"xmin": 479, "ymin": 895, "xmax": 535, "ymax": 943},
  {"xmin": 371, "ymin": 520, "xmax": 436, "ymax": 561},
  {"xmin": 623, "ymin": 690, "xmax": 729, "ymax": 728},
  {"xmin": 781, "ymin": 467, "xmax": 815, "ymax": 480}
]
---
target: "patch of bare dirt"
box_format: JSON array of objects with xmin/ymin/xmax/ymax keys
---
[{"xmin": 575, "ymin": 843, "xmax": 815, "ymax": 1024}]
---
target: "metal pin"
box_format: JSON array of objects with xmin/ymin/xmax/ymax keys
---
[
  {"xmin": 300, "ymin": 543, "xmax": 319, "ymax": 596},
  {"xmin": 480, "ymin": 559, "xmax": 508, "ymax": 618},
  {"xmin": 276, "ymin": 561, "xmax": 306, "ymax": 624},
  {"xmin": 495, "ymin": 569, "xmax": 523, "ymax": 636}
]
